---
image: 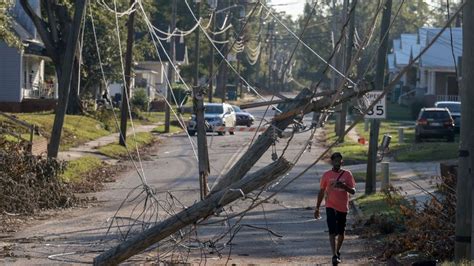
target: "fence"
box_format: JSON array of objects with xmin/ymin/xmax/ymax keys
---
[
  {"xmin": 436, "ymin": 94, "xmax": 459, "ymax": 102},
  {"xmin": 0, "ymin": 111, "xmax": 36, "ymax": 153}
]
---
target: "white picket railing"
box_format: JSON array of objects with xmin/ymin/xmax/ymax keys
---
[
  {"xmin": 23, "ymin": 83, "xmax": 56, "ymax": 99},
  {"xmin": 436, "ymin": 94, "xmax": 459, "ymax": 102}
]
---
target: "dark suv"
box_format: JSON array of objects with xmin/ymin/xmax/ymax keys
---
[{"xmin": 415, "ymin": 108, "xmax": 455, "ymax": 142}]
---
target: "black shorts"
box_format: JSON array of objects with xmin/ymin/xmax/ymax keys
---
[{"xmin": 326, "ymin": 207, "xmax": 347, "ymax": 235}]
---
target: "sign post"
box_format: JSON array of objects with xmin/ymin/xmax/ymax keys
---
[{"xmin": 364, "ymin": 91, "xmax": 386, "ymax": 119}]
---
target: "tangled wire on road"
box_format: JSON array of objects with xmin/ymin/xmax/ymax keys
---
[{"xmin": 0, "ymin": 137, "xmax": 76, "ymax": 214}]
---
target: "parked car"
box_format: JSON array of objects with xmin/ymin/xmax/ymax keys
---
[
  {"xmin": 232, "ymin": 105, "xmax": 255, "ymax": 127},
  {"xmin": 435, "ymin": 101, "xmax": 461, "ymax": 132},
  {"xmin": 415, "ymin": 107, "xmax": 455, "ymax": 142},
  {"xmin": 187, "ymin": 103, "xmax": 236, "ymax": 136}
]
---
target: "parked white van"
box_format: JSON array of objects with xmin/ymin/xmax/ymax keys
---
[{"xmin": 187, "ymin": 103, "xmax": 236, "ymax": 136}]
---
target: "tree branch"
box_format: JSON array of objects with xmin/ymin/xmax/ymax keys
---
[{"xmin": 19, "ymin": 0, "xmax": 57, "ymax": 62}]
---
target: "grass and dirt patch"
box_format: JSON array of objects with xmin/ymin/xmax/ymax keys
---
[
  {"xmin": 61, "ymin": 156, "xmax": 104, "ymax": 182},
  {"xmin": 152, "ymin": 124, "xmax": 183, "ymax": 134},
  {"xmin": 98, "ymin": 132, "xmax": 156, "ymax": 159},
  {"xmin": 352, "ymin": 171, "xmax": 398, "ymax": 182},
  {"xmin": 321, "ymin": 117, "xmax": 458, "ymax": 163}
]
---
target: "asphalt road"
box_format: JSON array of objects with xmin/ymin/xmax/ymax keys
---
[{"xmin": 1, "ymin": 105, "xmax": 371, "ymax": 265}]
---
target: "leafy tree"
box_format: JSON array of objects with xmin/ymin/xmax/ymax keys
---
[{"xmin": 0, "ymin": 1, "xmax": 21, "ymax": 48}]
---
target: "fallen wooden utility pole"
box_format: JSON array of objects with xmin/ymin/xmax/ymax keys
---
[
  {"xmin": 94, "ymin": 86, "xmax": 370, "ymax": 264},
  {"xmin": 239, "ymin": 90, "xmax": 337, "ymax": 110},
  {"xmin": 93, "ymin": 158, "xmax": 293, "ymax": 265}
]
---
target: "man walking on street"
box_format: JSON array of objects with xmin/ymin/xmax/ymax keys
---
[{"xmin": 315, "ymin": 152, "xmax": 356, "ymax": 265}]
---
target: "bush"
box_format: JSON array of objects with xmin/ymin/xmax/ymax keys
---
[
  {"xmin": 131, "ymin": 88, "xmax": 150, "ymax": 111},
  {"xmin": 172, "ymin": 84, "xmax": 189, "ymax": 106}
]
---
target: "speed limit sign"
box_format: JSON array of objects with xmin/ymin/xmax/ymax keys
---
[{"xmin": 364, "ymin": 91, "xmax": 386, "ymax": 119}]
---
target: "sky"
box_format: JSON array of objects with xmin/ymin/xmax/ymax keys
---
[
  {"xmin": 267, "ymin": 0, "xmax": 452, "ymax": 21},
  {"xmin": 268, "ymin": 0, "xmax": 306, "ymax": 20}
]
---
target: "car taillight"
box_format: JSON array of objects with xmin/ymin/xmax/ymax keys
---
[
  {"xmin": 444, "ymin": 119, "xmax": 454, "ymax": 127},
  {"xmin": 417, "ymin": 118, "xmax": 428, "ymax": 125}
]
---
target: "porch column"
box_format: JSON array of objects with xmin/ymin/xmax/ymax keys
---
[{"xmin": 429, "ymin": 71, "xmax": 436, "ymax": 95}]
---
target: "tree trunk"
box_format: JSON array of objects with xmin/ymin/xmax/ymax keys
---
[{"xmin": 67, "ymin": 57, "xmax": 83, "ymax": 115}]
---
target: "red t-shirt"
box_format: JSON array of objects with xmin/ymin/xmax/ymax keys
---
[{"xmin": 320, "ymin": 169, "xmax": 356, "ymax": 213}]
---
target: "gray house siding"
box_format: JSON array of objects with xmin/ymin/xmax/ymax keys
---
[{"xmin": 0, "ymin": 42, "xmax": 23, "ymax": 102}]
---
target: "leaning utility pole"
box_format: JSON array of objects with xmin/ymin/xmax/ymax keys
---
[
  {"xmin": 267, "ymin": 21, "xmax": 274, "ymax": 90},
  {"xmin": 458, "ymin": 0, "xmax": 473, "ymax": 261},
  {"xmin": 337, "ymin": 0, "xmax": 357, "ymax": 141},
  {"xmin": 193, "ymin": 86, "xmax": 210, "ymax": 200},
  {"xmin": 193, "ymin": 0, "xmax": 210, "ymax": 200},
  {"xmin": 334, "ymin": 0, "xmax": 345, "ymax": 136},
  {"xmin": 365, "ymin": 0, "xmax": 392, "ymax": 194},
  {"xmin": 208, "ymin": 8, "xmax": 216, "ymax": 103},
  {"xmin": 119, "ymin": 0, "xmax": 136, "ymax": 146},
  {"xmin": 164, "ymin": 0, "xmax": 177, "ymax": 133},
  {"xmin": 194, "ymin": 0, "xmax": 201, "ymax": 87}
]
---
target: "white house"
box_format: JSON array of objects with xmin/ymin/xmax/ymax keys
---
[
  {"xmin": 0, "ymin": 0, "xmax": 57, "ymax": 112},
  {"xmin": 108, "ymin": 38, "xmax": 188, "ymax": 104},
  {"xmin": 387, "ymin": 27, "xmax": 462, "ymax": 105}
]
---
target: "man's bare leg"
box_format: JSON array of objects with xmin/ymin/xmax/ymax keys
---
[{"xmin": 336, "ymin": 233, "xmax": 345, "ymax": 255}]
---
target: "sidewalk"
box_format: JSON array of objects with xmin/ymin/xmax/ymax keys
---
[
  {"xmin": 57, "ymin": 123, "xmax": 162, "ymax": 162},
  {"xmin": 346, "ymin": 161, "xmax": 441, "ymax": 206}
]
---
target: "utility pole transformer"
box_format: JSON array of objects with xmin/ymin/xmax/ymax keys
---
[
  {"xmin": 458, "ymin": 0, "xmax": 473, "ymax": 261},
  {"xmin": 365, "ymin": 0, "xmax": 392, "ymax": 194},
  {"xmin": 164, "ymin": 0, "xmax": 177, "ymax": 133},
  {"xmin": 119, "ymin": 0, "xmax": 136, "ymax": 146}
]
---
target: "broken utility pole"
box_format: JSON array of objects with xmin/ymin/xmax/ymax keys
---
[
  {"xmin": 119, "ymin": 0, "xmax": 136, "ymax": 146},
  {"xmin": 193, "ymin": 86, "xmax": 210, "ymax": 200},
  {"xmin": 93, "ymin": 158, "xmax": 293, "ymax": 265},
  {"xmin": 365, "ymin": 0, "xmax": 392, "ymax": 194},
  {"xmin": 94, "ymin": 86, "xmax": 370, "ymax": 265}
]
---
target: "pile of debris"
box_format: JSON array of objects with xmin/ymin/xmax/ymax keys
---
[
  {"xmin": 356, "ymin": 164, "xmax": 457, "ymax": 263},
  {"xmin": 0, "ymin": 137, "xmax": 76, "ymax": 215}
]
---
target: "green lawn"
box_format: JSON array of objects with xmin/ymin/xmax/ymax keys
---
[
  {"xmin": 62, "ymin": 156, "xmax": 103, "ymax": 182},
  {"xmin": 98, "ymin": 132, "xmax": 156, "ymax": 159},
  {"xmin": 13, "ymin": 112, "xmax": 112, "ymax": 150},
  {"xmin": 323, "ymin": 119, "xmax": 458, "ymax": 163},
  {"xmin": 352, "ymin": 171, "xmax": 398, "ymax": 183},
  {"xmin": 355, "ymin": 192, "xmax": 402, "ymax": 218},
  {"xmin": 395, "ymin": 142, "xmax": 458, "ymax": 162},
  {"xmin": 323, "ymin": 121, "xmax": 368, "ymax": 164},
  {"xmin": 152, "ymin": 124, "xmax": 183, "ymax": 134},
  {"xmin": 1, "ymin": 110, "xmax": 168, "ymax": 152}
]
